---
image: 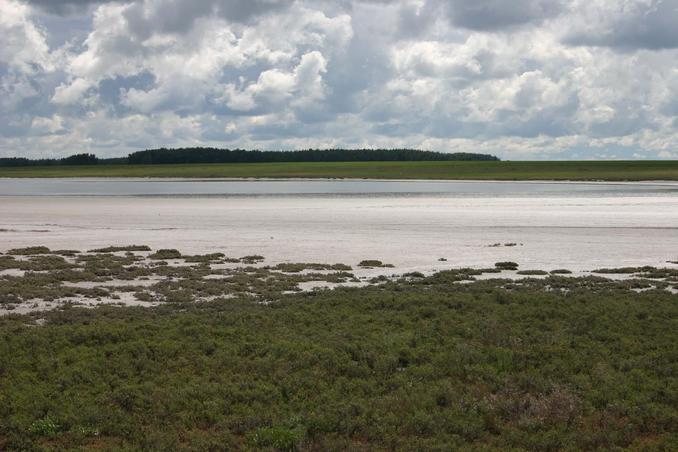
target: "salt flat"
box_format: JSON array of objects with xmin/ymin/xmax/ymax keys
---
[{"xmin": 1, "ymin": 179, "xmax": 677, "ymax": 274}]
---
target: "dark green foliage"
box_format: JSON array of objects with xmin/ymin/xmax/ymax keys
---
[
  {"xmin": 0, "ymin": 153, "xmax": 98, "ymax": 167},
  {"xmin": 0, "ymin": 149, "xmax": 498, "ymax": 168},
  {"xmin": 89, "ymin": 245, "xmax": 151, "ymax": 253},
  {"xmin": 0, "ymin": 273, "xmax": 676, "ymax": 450},
  {"xmin": 495, "ymin": 261, "xmax": 519, "ymax": 270},
  {"xmin": 7, "ymin": 246, "xmax": 51, "ymax": 255},
  {"xmin": 358, "ymin": 260, "xmax": 394, "ymax": 268},
  {"xmin": 550, "ymin": 269, "xmax": 573, "ymax": 275},
  {"xmin": 240, "ymin": 255, "xmax": 265, "ymax": 264},
  {"xmin": 127, "ymin": 147, "xmax": 499, "ymax": 164},
  {"xmin": 183, "ymin": 253, "xmax": 225, "ymax": 263},
  {"xmin": 402, "ymin": 272, "xmax": 425, "ymax": 278},
  {"xmin": 517, "ymin": 270, "xmax": 549, "ymax": 276},
  {"xmin": 53, "ymin": 250, "xmax": 80, "ymax": 257},
  {"xmin": 149, "ymin": 249, "xmax": 182, "ymax": 260},
  {"xmin": 60, "ymin": 153, "xmax": 98, "ymax": 165},
  {"xmin": 272, "ymin": 263, "xmax": 352, "ymax": 272},
  {"xmin": 593, "ymin": 266, "xmax": 657, "ymax": 274},
  {"xmin": 592, "ymin": 267, "xmax": 678, "ymax": 282}
]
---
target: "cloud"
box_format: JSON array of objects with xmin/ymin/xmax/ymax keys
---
[
  {"xmin": 25, "ymin": 0, "xmax": 113, "ymax": 16},
  {"xmin": 1, "ymin": 0, "xmax": 678, "ymax": 160},
  {"xmin": 51, "ymin": 77, "xmax": 92, "ymax": 104},
  {"xmin": 0, "ymin": 0, "xmax": 53, "ymax": 72},
  {"xmin": 445, "ymin": 0, "xmax": 564, "ymax": 31},
  {"xmin": 26, "ymin": 0, "xmax": 293, "ymax": 21},
  {"xmin": 564, "ymin": 0, "xmax": 678, "ymax": 50}
]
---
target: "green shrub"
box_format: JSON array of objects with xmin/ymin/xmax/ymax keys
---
[
  {"xmin": 358, "ymin": 260, "xmax": 394, "ymax": 268},
  {"xmin": 495, "ymin": 261, "xmax": 519, "ymax": 270},
  {"xmin": 240, "ymin": 255, "xmax": 265, "ymax": 264},
  {"xmin": 250, "ymin": 425, "xmax": 306, "ymax": 451},
  {"xmin": 29, "ymin": 417, "xmax": 60, "ymax": 437},
  {"xmin": 90, "ymin": 245, "xmax": 151, "ymax": 253},
  {"xmin": 8, "ymin": 246, "xmax": 51, "ymax": 255},
  {"xmin": 149, "ymin": 249, "xmax": 182, "ymax": 260},
  {"xmin": 517, "ymin": 270, "xmax": 548, "ymax": 276}
]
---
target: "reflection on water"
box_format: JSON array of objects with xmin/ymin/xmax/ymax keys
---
[{"xmin": 1, "ymin": 178, "xmax": 677, "ymax": 197}]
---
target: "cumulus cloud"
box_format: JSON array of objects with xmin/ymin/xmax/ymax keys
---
[
  {"xmin": 1, "ymin": 0, "xmax": 677, "ymax": 159},
  {"xmin": 1, "ymin": 0, "xmax": 53, "ymax": 72}
]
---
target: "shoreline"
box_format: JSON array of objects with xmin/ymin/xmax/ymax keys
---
[
  {"xmin": 2, "ymin": 176, "xmax": 678, "ymax": 185},
  {"xmin": 1, "ymin": 244, "xmax": 677, "ymax": 316}
]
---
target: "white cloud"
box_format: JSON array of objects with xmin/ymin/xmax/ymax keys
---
[
  {"xmin": 51, "ymin": 77, "xmax": 92, "ymax": 104},
  {"xmin": 1, "ymin": 0, "xmax": 677, "ymax": 159},
  {"xmin": 31, "ymin": 114, "xmax": 64, "ymax": 134},
  {"xmin": 0, "ymin": 0, "xmax": 53, "ymax": 72}
]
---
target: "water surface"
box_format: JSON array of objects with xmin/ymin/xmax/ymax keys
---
[
  {"xmin": 1, "ymin": 178, "xmax": 677, "ymax": 197},
  {"xmin": 1, "ymin": 179, "xmax": 677, "ymax": 273}
]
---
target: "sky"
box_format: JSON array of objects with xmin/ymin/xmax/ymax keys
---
[{"xmin": 1, "ymin": 0, "xmax": 677, "ymax": 160}]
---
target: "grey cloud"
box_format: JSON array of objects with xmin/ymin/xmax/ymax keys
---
[
  {"xmin": 123, "ymin": 0, "xmax": 293, "ymax": 38},
  {"xmin": 215, "ymin": 0, "xmax": 294, "ymax": 23},
  {"xmin": 445, "ymin": 0, "xmax": 563, "ymax": 30},
  {"xmin": 25, "ymin": 0, "xmax": 116, "ymax": 15},
  {"xmin": 565, "ymin": 0, "xmax": 678, "ymax": 50}
]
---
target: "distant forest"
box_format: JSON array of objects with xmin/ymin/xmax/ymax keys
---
[
  {"xmin": 0, "ymin": 153, "xmax": 105, "ymax": 167},
  {"xmin": 0, "ymin": 148, "xmax": 499, "ymax": 167}
]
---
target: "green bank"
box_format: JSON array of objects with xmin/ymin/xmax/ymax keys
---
[{"xmin": 1, "ymin": 160, "xmax": 678, "ymax": 180}]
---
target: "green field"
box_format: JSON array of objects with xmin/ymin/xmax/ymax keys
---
[{"xmin": 1, "ymin": 160, "xmax": 678, "ymax": 180}]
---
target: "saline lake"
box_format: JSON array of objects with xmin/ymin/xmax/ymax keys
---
[{"xmin": 1, "ymin": 178, "xmax": 677, "ymax": 274}]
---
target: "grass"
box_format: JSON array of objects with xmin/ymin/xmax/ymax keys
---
[{"xmin": 1, "ymin": 160, "xmax": 678, "ymax": 180}]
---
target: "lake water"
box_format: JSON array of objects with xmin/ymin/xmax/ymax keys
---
[
  {"xmin": 1, "ymin": 178, "xmax": 677, "ymax": 273},
  {"xmin": 1, "ymin": 178, "xmax": 678, "ymax": 197}
]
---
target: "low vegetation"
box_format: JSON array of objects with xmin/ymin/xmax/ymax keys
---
[
  {"xmin": 495, "ymin": 261, "xmax": 519, "ymax": 270},
  {"xmin": 550, "ymin": 269, "xmax": 573, "ymax": 275},
  {"xmin": 89, "ymin": 245, "xmax": 152, "ymax": 253},
  {"xmin": 2, "ymin": 160, "xmax": 678, "ymax": 180},
  {"xmin": 148, "ymin": 248, "xmax": 183, "ymax": 260},
  {"xmin": 7, "ymin": 246, "xmax": 52, "ymax": 256},
  {"xmin": 516, "ymin": 270, "xmax": 549, "ymax": 276},
  {"xmin": 358, "ymin": 260, "xmax": 395, "ymax": 268},
  {"xmin": 0, "ymin": 246, "xmax": 676, "ymax": 450}
]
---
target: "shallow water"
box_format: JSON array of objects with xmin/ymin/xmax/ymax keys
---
[
  {"xmin": 1, "ymin": 179, "xmax": 677, "ymax": 273},
  {"xmin": 1, "ymin": 178, "xmax": 678, "ymax": 197}
]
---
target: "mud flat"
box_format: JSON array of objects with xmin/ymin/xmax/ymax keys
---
[{"xmin": 1, "ymin": 184, "xmax": 677, "ymax": 274}]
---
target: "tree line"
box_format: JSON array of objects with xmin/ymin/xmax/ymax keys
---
[
  {"xmin": 0, "ymin": 153, "xmax": 102, "ymax": 167},
  {"xmin": 0, "ymin": 148, "xmax": 499, "ymax": 167}
]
